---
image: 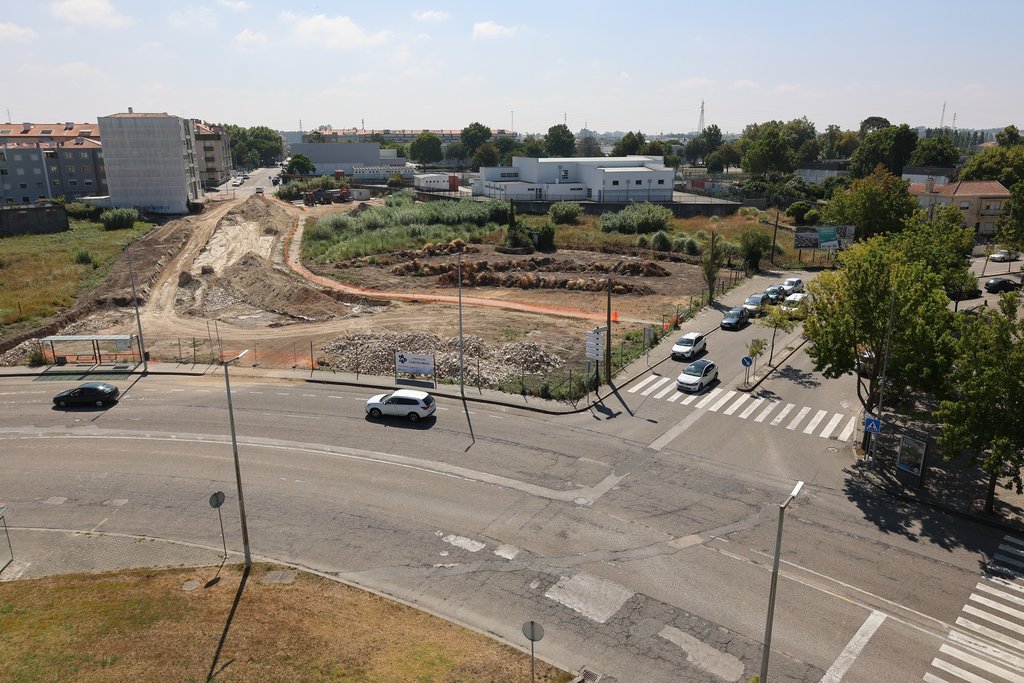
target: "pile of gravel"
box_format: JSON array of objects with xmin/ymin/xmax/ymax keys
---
[{"xmin": 320, "ymin": 331, "xmax": 562, "ymax": 384}]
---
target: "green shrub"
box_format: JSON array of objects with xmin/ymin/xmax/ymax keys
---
[
  {"xmin": 651, "ymin": 230, "xmax": 672, "ymax": 252},
  {"xmin": 506, "ymin": 224, "xmax": 533, "ymax": 249},
  {"xmin": 694, "ymin": 229, "xmax": 708, "ymax": 242},
  {"xmin": 99, "ymin": 208, "xmax": 138, "ymax": 231},
  {"xmin": 27, "ymin": 345, "xmax": 46, "ymax": 367},
  {"xmin": 636, "ymin": 234, "xmax": 650, "ymax": 248},
  {"xmin": 672, "ymin": 236, "xmax": 688, "ymax": 252},
  {"xmin": 786, "ymin": 200, "xmax": 814, "ymax": 224},
  {"xmin": 305, "ymin": 223, "xmax": 336, "ymax": 241},
  {"xmin": 73, "ymin": 249, "xmax": 94, "ymax": 265},
  {"xmin": 549, "ymin": 201, "xmax": 583, "ymax": 225},
  {"xmin": 386, "ymin": 173, "xmax": 405, "ymax": 188},
  {"xmin": 684, "ymin": 238, "xmax": 701, "ymax": 255},
  {"xmin": 536, "ymin": 223, "xmax": 556, "ymax": 251},
  {"xmin": 65, "ymin": 202, "xmax": 100, "ymax": 219},
  {"xmin": 599, "ymin": 202, "xmax": 672, "ymax": 234},
  {"xmin": 804, "ymin": 208, "xmax": 821, "ymax": 224}
]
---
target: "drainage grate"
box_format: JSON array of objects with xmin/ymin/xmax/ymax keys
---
[{"xmin": 579, "ymin": 668, "xmax": 602, "ymax": 682}]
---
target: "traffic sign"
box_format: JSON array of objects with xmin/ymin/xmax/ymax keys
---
[
  {"xmin": 741, "ymin": 356, "xmax": 753, "ymax": 367},
  {"xmin": 864, "ymin": 416, "xmax": 882, "ymax": 433}
]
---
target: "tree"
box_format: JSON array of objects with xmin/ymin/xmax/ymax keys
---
[
  {"xmin": 936, "ymin": 297, "xmax": 1024, "ymax": 514},
  {"xmin": 859, "ymin": 116, "xmax": 891, "ymax": 138},
  {"xmin": 408, "ymin": 132, "xmax": 443, "ymax": 166},
  {"xmin": 849, "ymin": 124, "xmax": 918, "ymax": 177},
  {"xmin": 544, "ymin": 124, "xmax": 576, "ymax": 157},
  {"xmin": 737, "ymin": 226, "xmax": 773, "ymax": 272},
  {"xmin": 997, "ymin": 181, "xmax": 1024, "ymax": 252},
  {"xmin": 908, "ymin": 136, "xmax": 959, "ymax": 167},
  {"xmin": 700, "ymin": 124, "xmax": 724, "ymax": 156},
  {"xmin": 369, "ymin": 133, "xmax": 386, "ymax": 145},
  {"xmin": 521, "ymin": 135, "xmax": 546, "ymax": 158},
  {"xmin": 576, "ymin": 135, "xmax": 602, "ymax": 157},
  {"xmin": 220, "ymin": 124, "xmax": 285, "ymax": 168},
  {"xmin": 684, "ymin": 137, "xmax": 706, "ymax": 165},
  {"xmin": 472, "ymin": 141, "xmax": 499, "ymax": 169},
  {"xmin": 611, "ymin": 131, "xmax": 645, "ymax": 156},
  {"xmin": 460, "ymin": 122, "xmax": 492, "ymax": 157},
  {"xmin": 996, "ymin": 125, "xmax": 1022, "ymax": 147},
  {"xmin": 803, "ymin": 237, "xmax": 952, "ymax": 419},
  {"xmin": 893, "ymin": 206, "xmax": 975, "ymax": 300},
  {"xmin": 796, "ymin": 138, "xmax": 821, "ymax": 164},
  {"xmin": 741, "ymin": 125, "xmax": 795, "ymax": 176},
  {"xmin": 835, "ymin": 130, "xmax": 860, "ymax": 158},
  {"xmin": 717, "ymin": 143, "xmax": 741, "ymax": 170},
  {"xmin": 783, "ymin": 117, "xmax": 818, "ymax": 155},
  {"xmin": 959, "ymin": 144, "xmax": 1024, "ymax": 189},
  {"xmin": 285, "ymin": 154, "xmax": 315, "ymax": 175},
  {"xmin": 819, "ymin": 124, "xmax": 843, "ymax": 160},
  {"xmin": 705, "ymin": 150, "xmax": 725, "ymax": 173},
  {"xmin": 759, "ymin": 303, "xmax": 797, "ymax": 366},
  {"xmin": 701, "ymin": 231, "xmax": 724, "ymax": 303},
  {"xmin": 445, "ymin": 140, "xmax": 466, "ymax": 162},
  {"xmin": 746, "ymin": 338, "xmax": 767, "ymax": 377},
  {"xmin": 821, "ymin": 165, "xmax": 918, "ymax": 239}
]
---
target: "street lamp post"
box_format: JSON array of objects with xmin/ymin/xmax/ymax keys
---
[
  {"xmin": 759, "ymin": 480, "xmax": 804, "ymax": 683},
  {"xmin": 222, "ymin": 350, "xmax": 252, "ymax": 569},
  {"xmin": 457, "ymin": 251, "xmax": 465, "ymax": 396},
  {"xmin": 126, "ymin": 248, "xmax": 148, "ymax": 373}
]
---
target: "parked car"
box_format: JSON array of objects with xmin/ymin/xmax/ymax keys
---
[
  {"xmin": 255, "ymin": 187, "xmax": 264, "ymax": 194},
  {"xmin": 742, "ymin": 293, "xmax": 768, "ymax": 317},
  {"xmin": 985, "ymin": 278, "xmax": 1020, "ymax": 293},
  {"xmin": 764, "ymin": 285, "xmax": 787, "ymax": 304},
  {"xmin": 780, "ymin": 293, "xmax": 808, "ymax": 318},
  {"xmin": 781, "ymin": 278, "xmax": 804, "ymax": 295},
  {"xmin": 720, "ymin": 307, "xmax": 750, "ymax": 330},
  {"xmin": 676, "ymin": 359, "xmax": 718, "ymax": 392},
  {"xmin": 365, "ymin": 389, "xmax": 436, "ymax": 422},
  {"xmin": 991, "ymin": 249, "xmax": 1019, "ymax": 262},
  {"xmin": 53, "ymin": 382, "xmax": 120, "ymax": 407},
  {"xmin": 241, "ymin": 173, "xmax": 251, "ymax": 180},
  {"xmin": 671, "ymin": 332, "xmax": 706, "ymax": 360}
]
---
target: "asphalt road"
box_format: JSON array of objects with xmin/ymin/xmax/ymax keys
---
[{"xmin": 2, "ymin": 273, "xmax": 1020, "ymax": 682}]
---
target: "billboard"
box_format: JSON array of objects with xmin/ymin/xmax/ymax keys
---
[
  {"xmin": 395, "ymin": 351, "xmax": 434, "ymax": 376},
  {"xmin": 794, "ymin": 225, "xmax": 856, "ymax": 250}
]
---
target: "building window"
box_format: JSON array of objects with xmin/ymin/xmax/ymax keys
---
[
  {"xmin": 69, "ymin": 180, "xmax": 78, "ymax": 186},
  {"xmin": 33, "ymin": 168, "xmax": 41, "ymax": 174},
  {"xmin": 0, "ymin": 169, "xmax": 6, "ymax": 175},
  {"xmin": 84, "ymin": 179, "xmax": 93, "ymax": 186},
  {"xmin": 81, "ymin": 165, "xmax": 91, "ymax": 172},
  {"xmin": 612, "ymin": 180, "xmax": 619, "ymax": 186},
  {"xmin": 16, "ymin": 168, "xmax": 24, "ymax": 175},
  {"xmin": 657, "ymin": 179, "xmax": 664, "ymax": 185},
  {"xmin": 52, "ymin": 179, "xmax": 61, "ymax": 187},
  {"xmin": 635, "ymin": 180, "xmax": 642, "ymax": 186},
  {"xmin": 35, "ymin": 181, "xmax": 44, "ymax": 188},
  {"xmin": 0, "ymin": 151, "xmax": 5, "ymax": 161},
  {"xmin": 13, "ymin": 154, "xmax": 22, "ymax": 161},
  {"xmin": 959, "ymin": 201, "xmax": 970, "ymax": 210},
  {"xmin": 19, "ymin": 183, "xmax": 27, "ymax": 189},
  {"xmin": 80, "ymin": 152, "xmax": 89, "ymax": 159},
  {"xmin": 560, "ymin": 169, "xmax": 569, "ymax": 180}
]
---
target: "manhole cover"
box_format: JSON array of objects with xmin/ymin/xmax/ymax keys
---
[
  {"xmin": 827, "ymin": 447, "xmax": 839, "ymax": 453},
  {"xmin": 573, "ymin": 497, "xmax": 589, "ymax": 506},
  {"xmin": 181, "ymin": 580, "xmax": 200, "ymax": 591}
]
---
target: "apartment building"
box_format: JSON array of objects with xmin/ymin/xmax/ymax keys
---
[
  {"xmin": 908, "ymin": 179, "xmax": 1010, "ymax": 237},
  {"xmin": 0, "ymin": 138, "xmax": 106, "ymax": 205},
  {"xmin": 97, "ymin": 111, "xmax": 201, "ymax": 214},
  {"xmin": 193, "ymin": 120, "xmax": 233, "ymax": 188},
  {"xmin": 0, "ymin": 121, "xmax": 100, "ymax": 145}
]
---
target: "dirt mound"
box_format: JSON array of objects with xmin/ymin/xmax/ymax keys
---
[
  {"xmin": 392, "ymin": 257, "xmax": 670, "ymax": 278},
  {"xmin": 210, "ymin": 253, "xmax": 383, "ymax": 322}
]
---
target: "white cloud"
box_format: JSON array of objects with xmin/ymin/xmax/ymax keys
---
[
  {"xmin": 217, "ymin": 0, "xmax": 249, "ymax": 10},
  {"xmin": 676, "ymin": 77, "xmax": 714, "ymax": 89},
  {"xmin": 0, "ymin": 22, "xmax": 38, "ymax": 42},
  {"xmin": 233, "ymin": 28, "xmax": 268, "ymax": 50},
  {"xmin": 279, "ymin": 11, "xmax": 391, "ymax": 48},
  {"xmin": 773, "ymin": 83, "xmax": 801, "ymax": 93},
  {"xmin": 49, "ymin": 0, "xmax": 132, "ymax": 28},
  {"xmin": 473, "ymin": 20, "xmax": 516, "ymax": 39},
  {"xmin": 168, "ymin": 6, "xmax": 217, "ymax": 29},
  {"xmin": 617, "ymin": 72, "xmax": 631, "ymax": 82},
  {"xmin": 412, "ymin": 10, "xmax": 449, "ymax": 22},
  {"xmin": 732, "ymin": 79, "xmax": 759, "ymax": 89},
  {"xmin": 23, "ymin": 60, "xmax": 105, "ymax": 79}
]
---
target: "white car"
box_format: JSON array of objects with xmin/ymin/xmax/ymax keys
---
[
  {"xmin": 781, "ymin": 277, "xmax": 804, "ymax": 295},
  {"xmin": 991, "ymin": 249, "xmax": 1019, "ymax": 262},
  {"xmin": 671, "ymin": 332, "xmax": 706, "ymax": 360},
  {"xmin": 780, "ymin": 293, "xmax": 807, "ymax": 317},
  {"xmin": 365, "ymin": 389, "xmax": 436, "ymax": 422},
  {"xmin": 676, "ymin": 359, "xmax": 718, "ymax": 392}
]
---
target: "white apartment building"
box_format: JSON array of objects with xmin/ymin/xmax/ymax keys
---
[
  {"xmin": 97, "ymin": 111, "xmax": 201, "ymax": 213},
  {"xmin": 474, "ymin": 156, "xmax": 674, "ymax": 202}
]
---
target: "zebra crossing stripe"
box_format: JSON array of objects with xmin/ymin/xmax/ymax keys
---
[
  {"xmin": 739, "ymin": 397, "xmax": 764, "ymax": 419},
  {"xmin": 695, "ymin": 388, "xmax": 722, "ymax": 409},
  {"xmin": 837, "ymin": 415, "xmax": 857, "ymax": 441},
  {"xmin": 931, "ymin": 656, "xmax": 996, "ymax": 683},
  {"xmin": 922, "ymin": 673, "xmax": 953, "ymax": 683},
  {"xmin": 642, "ymin": 377, "xmax": 672, "ymax": 396},
  {"xmin": 628, "ymin": 375, "xmax": 660, "ymax": 393},
  {"xmin": 819, "ymin": 413, "xmax": 844, "ymax": 439},
  {"xmin": 723, "ymin": 394, "xmax": 749, "ymax": 416},
  {"xmin": 754, "ymin": 400, "xmax": 778, "ymax": 423},
  {"xmin": 977, "ymin": 581, "xmax": 1024, "ymax": 608},
  {"xmin": 994, "ymin": 553, "xmax": 1024, "ymax": 571},
  {"xmin": 956, "ymin": 616, "xmax": 1024, "ymax": 656},
  {"xmin": 1004, "ymin": 536, "xmax": 1024, "ymax": 550},
  {"xmin": 653, "ymin": 382, "xmax": 677, "ymax": 399},
  {"xmin": 987, "ymin": 575, "xmax": 1024, "ymax": 597},
  {"xmin": 948, "ymin": 629, "xmax": 1024, "ymax": 669},
  {"xmin": 770, "ymin": 403, "xmax": 795, "ymax": 426},
  {"xmin": 708, "ymin": 390, "xmax": 736, "ymax": 412},
  {"xmin": 938, "ymin": 644, "xmax": 1024, "ymax": 683},
  {"xmin": 969, "ymin": 593, "xmax": 1024, "ymax": 621},
  {"xmin": 803, "ymin": 409, "xmax": 828, "ymax": 435},
  {"xmin": 786, "ymin": 406, "xmax": 811, "ymax": 430},
  {"xmin": 999, "ymin": 542, "xmax": 1024, "ymax": 560},
  {"xmin": 963, "ymin": 604, "xmax": 1024, "ymax": 636},
  {"xmin": 680, "ymin": 391, "xmax": 700, "ymax": 405},
  {"xmin": 665, "ymin": 391, "xmax": 683, "ymax": 403}
]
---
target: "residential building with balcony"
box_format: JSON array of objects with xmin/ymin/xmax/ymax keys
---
[
  {"xmin": 193, "ymin": 120, "xmax": 233, "ymax": 188},
  {"xmin": 908, "ymin": 179, "xmax": 1010, "ymax": 237},
  {"xmin": 0, "ymin": 138, "xmax": 106, "ymax": 205},
  {"xmin": 0, "ymin": 121, "xmax": 100, "ymax": 145}
]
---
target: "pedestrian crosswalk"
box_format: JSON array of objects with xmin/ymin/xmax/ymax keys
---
[
  {"xmin": 626, "ymin": 374, "xmax": 857, "ymax": 442},
  {"xmin": 925, "ymin": 535, "xmax": 1024, "ymax": 682}
]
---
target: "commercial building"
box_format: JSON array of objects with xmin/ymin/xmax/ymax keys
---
[
  {"xmin": 286, "ymin": 142, "xmax": 408, "ymax": 176},
  {"xmin": 193, "ymin": 121, "xmax": 233, "ymax": 188},
  {"xmin": 97, "ymin": 111, "xmax": 202, "ymax": 214},
  {"xmin": 908, "ymin": 179, "xmax": 1010, "ymax": 237},
  {"xmin": 306, "ymin": 127, "xmax": 516, "ymax": 145},
  {"xmin": 0, "ymin": 138, "xmax": 106, "ymax": 205},
  {"xmin": 474, "ymin": 155, "xmax": 674, "ymax": 202}
]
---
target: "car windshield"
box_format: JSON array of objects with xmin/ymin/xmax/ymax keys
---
[
  {"xmin": 684, "ymin": 361, "xmax": 708, "ymax": 376},
  {"xmin": 727, "ymin": 308, "xmax": 742, "ymax": 317},
  {"xmin": 677, "ymin": 338, "xmax": 693, "ymax": 346},
  {"xmin": 746, "ymin": 296, "xmax": 761, "ymax": 305}
]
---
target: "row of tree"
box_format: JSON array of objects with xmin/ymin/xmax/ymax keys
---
[{"xmin": 218, "ymin": 124, "xmax": 284, "ymax": 170}]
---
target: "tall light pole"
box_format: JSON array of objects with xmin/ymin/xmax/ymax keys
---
[
  {"xmin": 126, "ymin": 248, "xmax": 148, "ymax": 373},
  {"xmin": 457, "ymin": 251, "xmax": 465, "ymax": 396},
  {"xmin": 222, "ymin": 350, "xmax": 252, "ymax": 569},
  {"xmin": 759, "ymin": 480, "xmax": 804, "ymax": 683}
]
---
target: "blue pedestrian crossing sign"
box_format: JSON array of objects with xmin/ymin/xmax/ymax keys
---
[
  {"xmin": 864, "ymin": 416, "xmax": 882, "ymax": 433},
  {"xmin": 741, "ymin": 356, "xmax": 753, "ymax": 367}
]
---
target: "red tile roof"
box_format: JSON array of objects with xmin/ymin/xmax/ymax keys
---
[{"xmin": 908, "ymin": 180, "xmax": 1009, "ymax": 197}]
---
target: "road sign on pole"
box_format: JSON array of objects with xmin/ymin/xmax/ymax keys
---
[
  {"xmin": 864, "ymin": 415, "xmax": 882, "ymax": 433},
  {"xmin": 741, "ymin": 356, "xmax": 753, "ymax": 367}
]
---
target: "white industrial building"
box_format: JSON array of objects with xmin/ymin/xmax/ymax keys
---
[
  {"xmin": 474, "ymin": 156, "xmax": 674, "ymax": 203},
  {"xmin": 286, "ymin": 142, "xmax": 408, "ymax": 176},
  {"xmin": 97, "ymin": 111, "xmax": 202, "ymax": 213}
]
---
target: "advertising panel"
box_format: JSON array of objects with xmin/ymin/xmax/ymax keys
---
[
  {"xmin": 794, "ymin": 225, "xmax": 856, "ymax": 249},
  {"xmin": 395, "ymin": 352, "xmax": 434, "ymax": 376}
]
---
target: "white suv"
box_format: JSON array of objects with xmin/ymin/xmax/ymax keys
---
[
  {"xmin": 671, "ymin": 332, "xmax": 706, "ymax": 360},
  {"xmin": 365, "ymin": 389, "xmax": 436, "ymax": 422}
]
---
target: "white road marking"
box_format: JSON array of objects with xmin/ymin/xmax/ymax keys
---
[
  {"xmin": 819, "ymin": 610, "xmax": 886, "ymax": 683},
  {"xmin": 659, "ymin": 625, "xmax": 744, "ymax": 682},
  {"xmin": 648, "ymin": 408, "xmax": 707, "ymax": 451},
  {"xmin": 248, "ymin": 391, "xmax": 263, "ymax": 394},
  {"xmin": 819, "ymin": 413, "xmax": 844, "ymax": 439},
  {"xmin": 939, "ymin": 644, "xmax": 1024, "ymax": 682},
  {"xmin": 1003, "ymin": 536, "xmax": 1024, "ymax": 550},
  {"xmin": 969, "ymin": 593, "xmax": 1024, "ymax": 621},
  {"xmin": 987, "ymin": 575, "xmax": 1024, "ymax": 596},
  {"xmin": 837, "ymin": 415, "xmax": 857, "ymax": 441},
  {"xmin": 440, "ymin": 534, "xmax": 485, "ymax": 552},
  {"xmin": 641, "ymin": 377, "xmax": 672, "ymax": 396},
  {"xmin": 999, "ymin": 542, "xmax": 1024, "ymax": 560},
  {"xmin": 803, "ymin": 409, "xmax": 828, "ymax": 435},
  {"xmin": 302, "ymin": 393, "xmax": 316, "ymax": 397},
  {"xmin": 947, "ymin": 629, "xmax": 1024, "ymax": 669},
  {"xmin": 653, "ymin": 382, "xmax": 677, "ymax": 400},
  {"xmin": 963, "ymin": 604, "xmax": 1024, "ymax": 636},
  {"xmin": 994, "ymin": 553, "xmax": 1024, "ymax": 570},
  {"xmin": 544, "ymin": 572, "xmax": 634, "ymax": 624},
  {"xmin": 770, "ymin": 403, "xmax": 795, "ymax": 426},
  {"xmin": 976, "ymin": 580, "xmax": 1024, "ymax": 608},
  {"xmin": 196, "ymin": 389, "xmax": 211, "ymax": 393},
  {"xmin": 665, "ymin": 391, "xmax": 683, "ymax": 403},
  {"xmin": 922, "ymin": 672, "xmax": 952, "ymax": 683},
  {"xmin": 708, "ymin": 390, "xmax": 736, "ymax": 412},
  {"xmin": 275, "ymin": 392, "xmax": 290, "ymax": 396},
  {"xmin": 680, "ymin": 391, "xmax": 700, "ymax": 405},
  {"xmin": 259, "ymin": 413, "xmax": 320, "ymax": 420},
  {"xmin": 931, "ymin": 657, "xmax": 1000, "ymax": 683},
  {"xmin": 739, "ymin": 396, "xmax": 763, "ymax": 418},
  {"xmin": 723, "ymin": 394, "xmax": 749, "ymax": 416},
  {"xmin": 169, "ymin": 389, "xmax": 184, "ymax": 393},
  {"xmin": 955, "ymin": 616, "xmax": 1024, "ymax": 656},
  {"xmin": 754, "ymin": 400, "xmax": 778, "ymax": 423},
  {"xmin": 628, "ymin": 375, "xmax": 660, "ymax": 393},
  {"xmin": 695, "ymin": 387, "xmax": 722, "ymax": 409},
  {"xmin": 786, "ymin": 406, "xmax": 811, "ymax": 430},
  {"xmin": 493, "ymin": 544, "xmax": 519, "ymax": 559},
  {"xmin": 328, "ymin": 395, "xmax": 345, "ymax": 399}
]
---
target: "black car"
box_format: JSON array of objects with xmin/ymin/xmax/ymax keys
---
[
  {"xmin": 985, "ymin": 278, "xmax": 1020, "ymax": 294},
  {"xmin": 763, "ymin": 285, "xmax": 786, "ymax": 304},
  {"xmin": 720, "ymin": 307, "xmax": 750, "ymax": 329},
  {"xmin": 53, "ymin": 382, "xmax": 120, "ymax": 407}
]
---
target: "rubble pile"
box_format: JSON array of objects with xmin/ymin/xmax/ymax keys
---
[
  {"xmin": 320, "ymin": 331, "xmax": 563, "ymax": 384},
  {"xmin": 390, "ymin": 256, "xmax": 670, "ymax": 277}
]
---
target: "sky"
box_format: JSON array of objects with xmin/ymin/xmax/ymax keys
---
[{"xmin": 2, "ymin": 0, "xmax": 1021, "ymax": 136}]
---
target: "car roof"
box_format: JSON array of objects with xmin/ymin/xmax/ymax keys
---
[
  {"xmin": 689, "ymin": 358, "xmax": 712, "ymax": 369},
  {"xmin": 79, "ymin": 382, "xmax": 113, "ymax": 389},
  {"xmin": 746, "ymin": 294, "xmax": 762, "ymax": 300},
  {"xmin": 679, "ymin": 331, "xmax": 702, "ymax": 340},
  {"xmin": 726, "ymin": 307, "xmax": 745, "ymax": 314},
  {"xmin": 784, "ymin": 293, "xmax": 806, "ymax": 301},
  {"xmin": 390, "ymin": 389, "xmax": 431, "ymax": 399}
]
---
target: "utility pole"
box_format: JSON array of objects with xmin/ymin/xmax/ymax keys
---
[
  {"xmin": 770, "ymin": 211, "xmax": 780, "ymax": 266},
  {"xmin": 126, "ymin": 248, "xmax": 148, "ymax": 373},
  {"xmin": 605, "ymin": 278, "xmax": 613, "ymax": 384},
  {"xmin": 457, "ymin": 250, "xmax": 465, "ymax": 396}
]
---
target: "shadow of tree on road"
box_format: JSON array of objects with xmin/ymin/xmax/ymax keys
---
[{"xmin": 771, "ymin": 365, "xmax": 820, "ymax": 388}]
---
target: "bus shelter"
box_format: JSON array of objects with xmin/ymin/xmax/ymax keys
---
[{"xmin": 39, "ymin": 334, "xmax": 141, "ymax": 367}]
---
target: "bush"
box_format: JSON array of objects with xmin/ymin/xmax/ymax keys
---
[
  {"xmin": 73, "ymin": 249, "xmax": 94, "ymax": 265},
  {"xmin": 65, "ymin": 201, "xmax": 100, "ymax": 219},
  {"xmin": 672, "ymin": 236, "xmax": 689, "ymax": 252},
  {"xmin": 99, "ymin": 208, "xmax": 138, "ymax": 231},
  {"xmin": 304, "ymin": 222, "xmax": 337, "ymax": 241},
  {"xmin": 786, "ymin": 200, "xmax": 814, "ymax": 224},
  {"xmin": 651, "ymin": 230, "xmax": 672, "ymax": 252},
  {"xmin": 549, "ymin": 201, "xmax": 583, "ymax": 225},
  {"xmin": 386, "ymin": 173, "xmax": 405, "ymax": 188},
  {"xmin": 536, "ymin": 223, "xmax": 556, "ymax": 251},
  {"xmin": 599, "ymin": 202, "xmax": 672, "ymax": 234},
  {"xmin": 27, "ymin": 345, "xmax": 45, "ymax": 367},
  {"xmin": 804, "ymin": 208, "xmax": 821, "ymax": 224},
  {"xmin": 684, "ymin": 238, "xmax": 701, "ymax": 255},
  {"xmin": 506, "ymin": 224, "xmax": 533, "ymax": 249},
  {"xmin": 636, "ymin": 234, "xmax": 650, "ymax": 248}
]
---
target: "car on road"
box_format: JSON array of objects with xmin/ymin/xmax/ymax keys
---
[
  {"xmin": 671, "ymin": 332, "xmax": 706, "ymax": 360},
  {"xmin": 365, "ymin": 389, "xmax": 436, "ymax": 422},
  {"xmin": 241, "ymin": 173, "xmax": 250, "ymax": 180},
  {"xmin": 780, "ymin": 292, "xmax": 808, "ymax": 318},
  {"xmin": 255, "ymin": 187, "xmax": 264, "ymax": 194},
  {"xmin": 53, "ymin": 382, "xmax": 120, "ymax": 407},
  {"xmin": 231, "ymin": 178, "xmax": 243, "ymax": 187},
  {"xmin": 991, "ymin": 249, "xmax": 1019, "ymax": 262},
  {"xmin": 742, "ymin": 293, "xmax": 768, "ymax": 317},
  {"xmin": 676, "ymin": 359, "xmax": 718, "ymax": 392},
  {"xmin": 763, "ymin": 285, "xmax": 786, "ymax": 304},
  {"xmin": 985, "ymin": 278, "xmax": 1020, "ymax": 293},
  {"xmin": 720, "ymin": 307, "xmax": 750, "ymax": 330},
  {"xmin": 781, "ymin": 277, "xmax": 804, "ymax": 295}
]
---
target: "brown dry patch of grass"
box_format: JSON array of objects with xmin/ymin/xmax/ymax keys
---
[{"xmin": 0, "ymin": 564, "xmax": 573, "ymax": 683}]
